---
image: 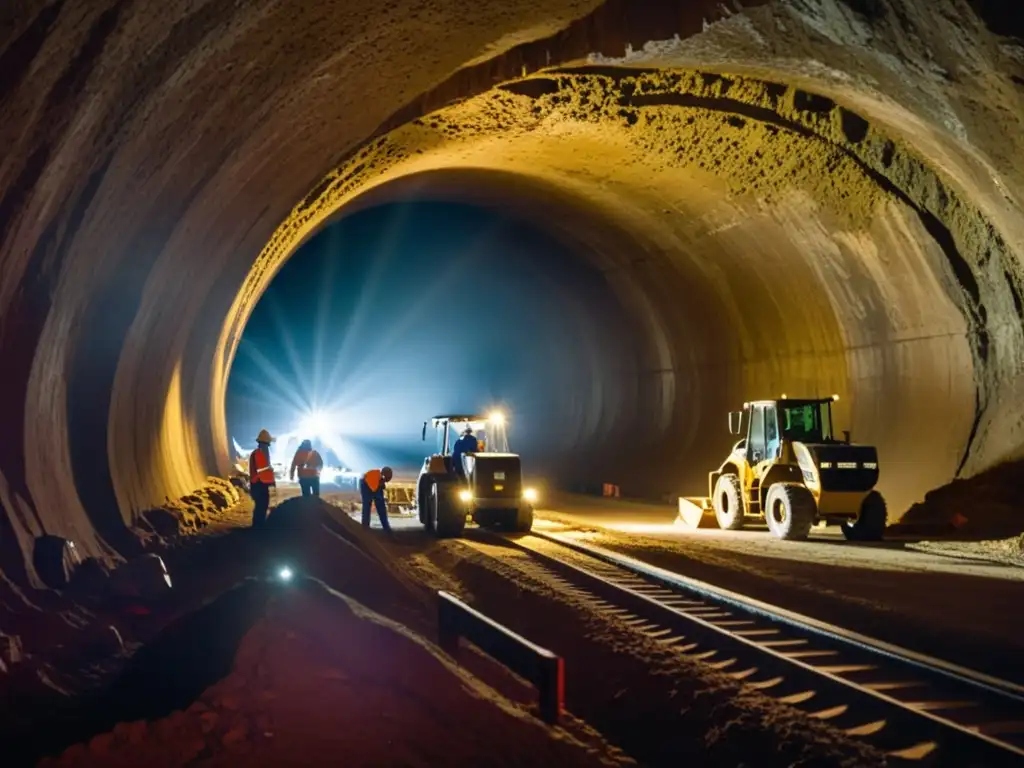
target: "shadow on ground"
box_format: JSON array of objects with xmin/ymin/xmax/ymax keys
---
[{"xmin": 10, "ymin": 580, "xmax": 271, "ymax": 766}]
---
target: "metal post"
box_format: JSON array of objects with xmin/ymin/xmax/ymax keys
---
[
  {"xmin": 436, "ymin": 591, "xmax": 564, "ymax": 724},
  {"xmin": 537, "ymin": 655, "xmax": 564, "ymax": 725},
  {"xmin": 437, "ymin": 595, "xmax": 460, "ymax": 655}
]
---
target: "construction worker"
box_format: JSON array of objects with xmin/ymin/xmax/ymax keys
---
[
  {"xmin": 360, "ymin": 466, "xmax": 394, "ymax": 533},
  {"xmin": 451, "ymin": 426, "xmax": 480, "ymax": 478},
  {"xmin": 290, "ymin": 439, "xmax": 324, "ymax": 497},
  {"xmin": 249, "ymin": 429, "xmax": 276, "ymax": 527}
]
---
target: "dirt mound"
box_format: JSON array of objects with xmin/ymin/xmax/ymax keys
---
[
  {"xmin": 891, "ymin": 459, "xmax": 1024, "ymax": 538},
  {"xmin": 266, "ymin": 497, "xmax": 433, "ymax": 625},
  {"xmin": 139, "ymin": 479, "xmax": 244, "ymax": 541},
  {"xmin": 42, "ymin": 579, "xmax": 624, "ymax": 767}
]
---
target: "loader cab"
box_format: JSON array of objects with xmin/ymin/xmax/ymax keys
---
[
  {"xmin": 730, "ymin": 396, "xmax": 840, "ymax": 466},
  {"xmin": 422, "ymin": 412, "xmax": 510, "ymax": 471}
]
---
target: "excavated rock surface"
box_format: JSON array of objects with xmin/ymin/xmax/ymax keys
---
[
  {"xmin": 255, "ymin": 59, "xmax": 1020, "ymax": 514},
  {"xmin": 1, "ymin": 0, "xmax": 1024, "ymax": 675},
  {"xmin": 895, "ymin": 457, "xmax": 1024, "ymax": 538},
  {"xmin": 139, "ymin": 477, "xmax": 243, "ymax": 541}
]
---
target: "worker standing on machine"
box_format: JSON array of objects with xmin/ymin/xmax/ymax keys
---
[
  {"xmin": 451, "ymin": 426, "xmax": 480, "ymax": 479},
  {"xmin": 290, "ymin": 439, "xmax": 324, "ymax": 497},
  {"xmin": 360, "ymin": 466, "xmax": 394, "ymax": 533},
  {"xmin": 249, "ymin": 429, "xmax": 277, "ymax": 528}
]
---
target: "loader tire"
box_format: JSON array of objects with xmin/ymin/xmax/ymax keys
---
[
  {"xmin": 514, "ymin": 504, "xmax": 534, "ymax": 533},
  {"xmin": 434, "ymin": 483, "xmax": 466, "ymax": 539},
  {"xmin": 765, "ymin": 483, "xmax": 815, "ymax": 541},
  {"xmin": 713, "ymin": 474, "xmax": 745, "ymax": 530},
  {"xmin": 424, "ymin": 480, "xmax": 437, "ymax": 533},
  {"xmin": 842, "ymin": 491, "xmax": 887, "ymax": 542}
]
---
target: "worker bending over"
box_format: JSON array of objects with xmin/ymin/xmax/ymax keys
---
[
  {"xmin": 249, "ymin": 429, "xmax": 277, "ymax": 527},
  {"xmin": 451, "ymin": 426, "xmax": 480, "ymax": 478},
  {"xmin": 360, "ymin": 466, "xmax": 394, "ymax": 533},
  {"xmin": 290, "ymin": 439, "xmax": 324, "ymax": 497}
]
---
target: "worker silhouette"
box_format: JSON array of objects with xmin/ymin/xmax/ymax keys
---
[
  {"xmin": 249, "ymin": 429, "xmax": 276, "ymax": 527},
  {"xmin": 290, "ymin": 439, "xmax": 324, "ymax": 497},
  {"xmin": 360, "ymin": 466, "xmax": 394, "ymax": 533},
  {"xmin": 451, "ymin": 426, "xmax": 479, "ymax": 478}
]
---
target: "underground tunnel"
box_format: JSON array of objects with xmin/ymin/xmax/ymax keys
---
[
  {"xmin": 0, "ymin": 0, "xmax": 1022, "ymax": 658},
  {"xmin": 225, "ymin": 194, "xmax": 647, "ymax": 486}
]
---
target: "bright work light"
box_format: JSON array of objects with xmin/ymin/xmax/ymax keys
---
[
  {"xmin": 278, "ymin": 566, "xmax": 293, "ymax": 582},
  {"xmin": 458, "ymin": 489, "xmax": 473, "ymax": 503},
  {"xmin": 488, "ymin": 410, "xmax": 505, "ymax": 426},
  {"xmin": 297, "ymin": 410, "xmax": 332, "ymax": 438},
  {"xmin": 523, "ymin": 487, "xmax": 538, "ymax": 503}
]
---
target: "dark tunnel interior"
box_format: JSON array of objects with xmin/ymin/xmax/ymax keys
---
[{"xmin": 226, "ymin": 199, "xmax": 644, "ymax": 488}]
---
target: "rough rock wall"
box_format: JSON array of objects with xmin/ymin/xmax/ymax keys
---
[
  {"xmin": 228, "ymin": 64, "xmax": 1007, "ymax": 511},
  {"xmin": 1, "ymin": 0, "xmax": 1022, "ymax": 588}
]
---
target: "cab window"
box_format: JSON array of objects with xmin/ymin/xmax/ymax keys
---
[{"xmin": 780, "ymin": 403, "xmax": 833, "ymax": 443}]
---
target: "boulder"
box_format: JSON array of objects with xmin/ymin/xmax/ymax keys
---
[
  {"xmin": 108, "ymin": 554, "xmax": 173, "ymax": 600},
  {"xmin": 67, "ymin": 556, "xmax": 111, "ymax": 596},
  {"xmin": 32, "ymin": 535, "xmax": 82, "ymax": 589}
]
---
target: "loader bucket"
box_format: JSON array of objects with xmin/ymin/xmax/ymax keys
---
[{"xmin": 677, "ymin": 497, "xmax": 718, "ymax": 529}]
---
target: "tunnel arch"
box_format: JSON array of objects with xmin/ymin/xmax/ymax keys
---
[
  {"xmin": 194, "ymin": 67, "xmax": 1020, "ymax": 515},
  {"xmin": 2, "ymin": 1, "xmax": 1023, "ymax": 587}
]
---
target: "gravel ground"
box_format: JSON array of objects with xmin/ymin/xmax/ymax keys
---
[
  {"xmin": 528, "ymin": 496, "xmax": 1024, "ymax": 686},
  {"xmin": 11, "ymin": 497, "xmax": 630, "ymax": 767},
  {"xmin": 41, "ymin": 578, "xmax": 625, "ymax": 768},
  {"xmin": 22, "ymin": 487, "xmax": 1020, "ymax": 767},
  {"xmin": 381, "ymin": 528, "xmax": 886, "ymax": 767},
  {"xmin": 907, "ymin": 535, "xmax": 1024, "ymax": 567}
]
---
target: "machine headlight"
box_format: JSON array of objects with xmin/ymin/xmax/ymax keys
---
[
  {"xmin": 523, "ymin": 487, "xmax": 538, "ymax": 503},
  {"xmin": 458, "ymin": 489, "xmax": 473, "ymax": 503}
]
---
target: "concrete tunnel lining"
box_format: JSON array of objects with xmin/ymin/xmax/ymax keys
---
[{"xmin": 1, "ymin": 0, "xmax": 1023, "ymax": 586}]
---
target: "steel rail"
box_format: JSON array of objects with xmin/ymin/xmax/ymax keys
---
[{"xmin": 468, "ymin": 528, "xmax": 1024, "ymax": 766}]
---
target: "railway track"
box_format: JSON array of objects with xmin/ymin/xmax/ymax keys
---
[{"xmin": 467, "ymin": 527, "xmax": 1024, "ymax": 766}]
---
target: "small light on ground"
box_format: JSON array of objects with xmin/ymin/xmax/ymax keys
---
[{"xmin": 278, "ymin": 567, "xmax": 293, "ymax": 582}]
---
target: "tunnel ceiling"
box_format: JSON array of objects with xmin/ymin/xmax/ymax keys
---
[{"xmin": 1, "ymin": 0, "xmax": 1023, "ymax": 585}]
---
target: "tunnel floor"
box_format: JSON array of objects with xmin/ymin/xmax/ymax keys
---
[{"xmin": 7, "ymin": 486, "xmax": 1023, "ymax": 767}]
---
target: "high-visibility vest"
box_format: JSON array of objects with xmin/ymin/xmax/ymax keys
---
[
  {"xmin": 363, "ymin": 468, "xmax": 384, "ymax": 493},
  {"xmin": 249, "ymin": 448, "xmax": 275, "ymax": 485},
  {"xmin": 293, "ymin": 449, "xmax": 323, "ymax": 478}
]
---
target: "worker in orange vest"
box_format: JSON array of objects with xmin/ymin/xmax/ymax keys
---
[
  {"xmin": 290, "ymin": 439, "xmax": 324, "ymax": 498},
  {"xmin": 360, "ymin": 466, "xmax": 394, "ymax": 533},
  {"xmin": 249, "ymin": 429, "xmax": 277, "ymax": 527}
]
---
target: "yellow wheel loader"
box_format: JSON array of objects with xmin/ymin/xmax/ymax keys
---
[{"xmin": 678, "ymin": 396, "xmax": 887, "ymax": 541}]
